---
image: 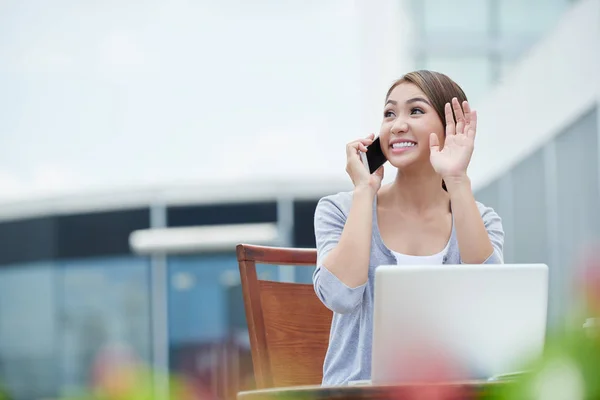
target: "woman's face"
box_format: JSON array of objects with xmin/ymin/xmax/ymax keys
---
[{"xmin": 379, "ymin": 82, "xmax": 445, "ymax": 171}]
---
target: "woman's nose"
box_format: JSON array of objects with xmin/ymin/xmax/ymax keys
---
[{"xmin": 391, "ymin": 118, "xmax": 408, "ymax": 134}]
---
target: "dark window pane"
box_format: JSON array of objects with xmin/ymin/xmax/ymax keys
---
[
  {"xmin": 168, "ymin": 203, "xmax": 277, "ymax": 227},
  {"xmin": 0, "ymin": 217, "xmax": 56, "ymax": 265},
  {"xmin": 57, "ymin": 209, "xmax": 150, "ymax": 259}
]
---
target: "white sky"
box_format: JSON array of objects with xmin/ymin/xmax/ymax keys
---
[{"xmin": 0, "ymin": 0, "xmax": 375, "ymax": 202}]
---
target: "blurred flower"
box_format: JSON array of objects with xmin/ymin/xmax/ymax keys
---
[
  {"xmin": 377, "ymin": 341, "xmax": 475, "ymax": 400},
  {"xmin": 577, "ymin": 243, "xmax": 600, "ymax": 317},
  {"xmin": 530, "ymin": 357, "xmax": 585, "ymax": 400},
  {"xmin": 389, "ymin": 341, "xmax": 470, "ymax": 383},
  {"xmin": 53, "ymin": 341, "xmax": 218, "ymax": 400},
  {"xmin": 492, "ymin": 245, "xmax": 600, "ymax": 400},
  {"xmin": 390, "ymin": 382, "xmax": 471, "ymax": 400}
]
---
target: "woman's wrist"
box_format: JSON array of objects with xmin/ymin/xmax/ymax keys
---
[
  {"xmin": 354, "ymin": 184, "xmax": 378, "ymax": 199},
  {"xmin": 443, "ymin": 174, "xmax": 472, "ymax": 196}
]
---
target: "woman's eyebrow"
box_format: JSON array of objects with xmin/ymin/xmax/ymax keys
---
[{"xmin": 406, "ymin": 97, "xmax": 431, "ymax": 106}]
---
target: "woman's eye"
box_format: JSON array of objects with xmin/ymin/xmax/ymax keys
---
[
  {"xmin": 384, "ymin": 110, "xmax": 395, "ymax": 118},
  {"xmin": 411, "ymin": 108, "xmax": 424, "ymax": 115}
]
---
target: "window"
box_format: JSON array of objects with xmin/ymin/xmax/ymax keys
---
[
  {"xmin": 498, "ymin": 0, "xmax": 571, "ymax": 36},
  {"xmin": 167, "ymin": 253, "xmax": 251, "ymax": 392},
  {"xmin": 58, "ymin": 257, "xmax": 152, "ymax": 394},
  {"xmin": 555, "ymin": 108, "xmax": 600, "ymax": 318},
  {"xmin": 423, "ymin": 0, "xmax": 490, "ymax": 35},
  {"xmin": 168, "ymin": 254, "xmax": 245, "ymax": 346},
  {"xmin": 424, "ymin": 56, "xmax": 493, "ymax": 106},
  {"xmin": 0, "ymin": 263, "xmax": 58, "ymax": 399},
  {"xmin": 511, "ymin": 149, "xmax": 549, "ymax": 265}
]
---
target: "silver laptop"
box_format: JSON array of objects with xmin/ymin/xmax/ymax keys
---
[{"xmin": 371, "ymin": 264, "xmax": 548, "ymax": 384}]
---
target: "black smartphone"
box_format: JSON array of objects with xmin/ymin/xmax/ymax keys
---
[{"xmin": 360, "ymin": 136, "xmax": 387, "ymax": 174}]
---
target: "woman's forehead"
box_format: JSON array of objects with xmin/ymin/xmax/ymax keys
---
[{"xmin": 388, "ymin": 82, "xmax": 429, "ymax": 102}]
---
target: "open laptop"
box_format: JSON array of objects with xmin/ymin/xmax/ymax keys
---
[{"xmin": 370, "ymin": 264, "xmax": 548, "ymax": 384}]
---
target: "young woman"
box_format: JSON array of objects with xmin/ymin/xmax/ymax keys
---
[{"xmin": 312, "ymin": 70, "xmax": 504, "ymax": 385}]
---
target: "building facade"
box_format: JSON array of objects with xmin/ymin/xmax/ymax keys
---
[
  {"xmin": 1, "ymin": 0, "xmax": 597, "ymax": 399},
  {"xmin": 0, "ymin": 180, "xmax": 351, "ymax": 399}
]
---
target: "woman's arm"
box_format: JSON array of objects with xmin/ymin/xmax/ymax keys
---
[
  {"xmin": 430, "ymin": 98, "xmax": 504, "ymax": 264},
  {"xmin": 320, "ymin": 186, "xmax": 376, "ymax": 288},
  {"xmin": 313, "ymin": 135, "xmax": 384, "ymax": 314},
  {"xmin": 313, "ymin": 187, "xmax": 376, "ymax": 314},
  {"xmin": 445, "ymin": 177, "xmax": 498, "ymax": 263}
]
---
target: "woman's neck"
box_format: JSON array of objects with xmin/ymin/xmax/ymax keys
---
[{"xmin": 380, "ymin": 166, "xmax": 449, "ymax": 213}]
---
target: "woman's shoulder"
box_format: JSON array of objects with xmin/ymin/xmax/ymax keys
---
[{"xmin": 315, "ymin": 190, "xmax": 355, "ymax": 219}]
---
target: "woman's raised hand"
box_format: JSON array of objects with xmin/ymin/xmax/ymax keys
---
[{"xmin": 429, "ymin": 98, "xmax": 477, "ymax": 181}]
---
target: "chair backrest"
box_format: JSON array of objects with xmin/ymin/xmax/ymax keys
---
[{"xmin": 236, "ymin": 243, "xmax": 333, "ymax": 389}]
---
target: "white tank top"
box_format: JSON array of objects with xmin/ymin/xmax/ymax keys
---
[{"xmin": 390, "ymin": 238, "xmax": 451, "ymax": 265}]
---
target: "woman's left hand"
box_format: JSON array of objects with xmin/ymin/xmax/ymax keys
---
[{"xmin": 429, "ymin": 98, "xmax": 476, "ymax": 181}]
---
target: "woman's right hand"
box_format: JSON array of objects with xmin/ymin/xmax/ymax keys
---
[{"xmin": 345, "ymin": 134, "xmax": 384, "ymax": 194}]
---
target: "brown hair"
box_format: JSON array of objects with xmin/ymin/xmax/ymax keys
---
[{"xmin": 385, "ymin": 70, "xmax": 467, "ymax": 127}]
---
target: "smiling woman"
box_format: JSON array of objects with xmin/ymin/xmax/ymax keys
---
[
  {"xmin": 380, "ymin": 71, "xmax": 469, "ymax": 186},
  {"xmin": 312, "ymin": 70, "xmax": 505, "ymax": 386}
]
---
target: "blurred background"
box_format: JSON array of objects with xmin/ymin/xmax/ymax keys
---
[{"xmin": 0, "ymin": 0, "xmax": 598, "ymax": 399}]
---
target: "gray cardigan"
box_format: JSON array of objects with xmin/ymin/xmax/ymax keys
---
[{"xmin": 312, "ymin": 190, "xmax": 504, "ymax": 386}]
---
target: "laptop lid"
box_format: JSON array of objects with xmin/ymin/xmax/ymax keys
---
[{"xmin": 371, "ymin": 264, "xmax": 548, "ymax": 384}]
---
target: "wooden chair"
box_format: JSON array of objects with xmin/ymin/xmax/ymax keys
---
[{"xmin": 236, "ymin": 243, "xmax": 333, "ymax": 389}]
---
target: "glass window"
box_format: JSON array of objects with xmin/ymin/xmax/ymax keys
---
[
  {"xmin": 498, "ymin": 0, "xmax": 571, "ymax": 35},
  {"xmin": 167, "ymin": 253, "xmax": 248, "ymax": 394},
  {"xmin": 57, "ymin": 257, "xmax": 151, "ymax": 396},
  {"xmin": 509, "ymin": 146, "xmax": 564, "ymax": 325},
  {"xmin": 511, "ymin": 148, "xmax": 549, "ymax": 265},
  {"xmin": 423, "ymin": 0, "xmax": 490, "ymax": 35},
  {"xmin": 555, "ymin": 108, "xmax": 600, "ymax": 318},
  {"xmin": 168, "ymin": 254, "xmax": 241, "ymax": 346},
  {"xmin": 0, "ymin": 263, "xmax": 58, "ymax": 400},
  {"xmin": 424, "ymin": 56, "xmax": 493, "ymax": 107}
]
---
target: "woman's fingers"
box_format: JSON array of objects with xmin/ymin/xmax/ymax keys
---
[
  {"xmin": 346, "ymin": 141, "xmax": 358, "ymax": 158},
  {"xmin": 452, "ymin": 97, "xmax": 465, "ymax": 134},
  {"xmin": 462, "ymin": 101, "xmax": 471, "ymax": 125},
  {"xmin": 346, "ymin": 136, "xmax": 374, "ymax": 157},
  {"xmin": 445, "ymin": 102, "xmax": 456, "ymax": 136},
  {"xmin": 429, "ymin": 132, "xmax": 440, "ymax": 152}
]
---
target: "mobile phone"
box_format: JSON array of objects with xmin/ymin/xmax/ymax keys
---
[{"xmin": 360, "ymin": 136, "xmax": 387, "ymax": 174}]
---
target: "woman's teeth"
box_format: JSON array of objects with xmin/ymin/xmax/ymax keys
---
[{"xmin": 392, "ymin": 142, "xmax": 416, "ymax": 148}]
